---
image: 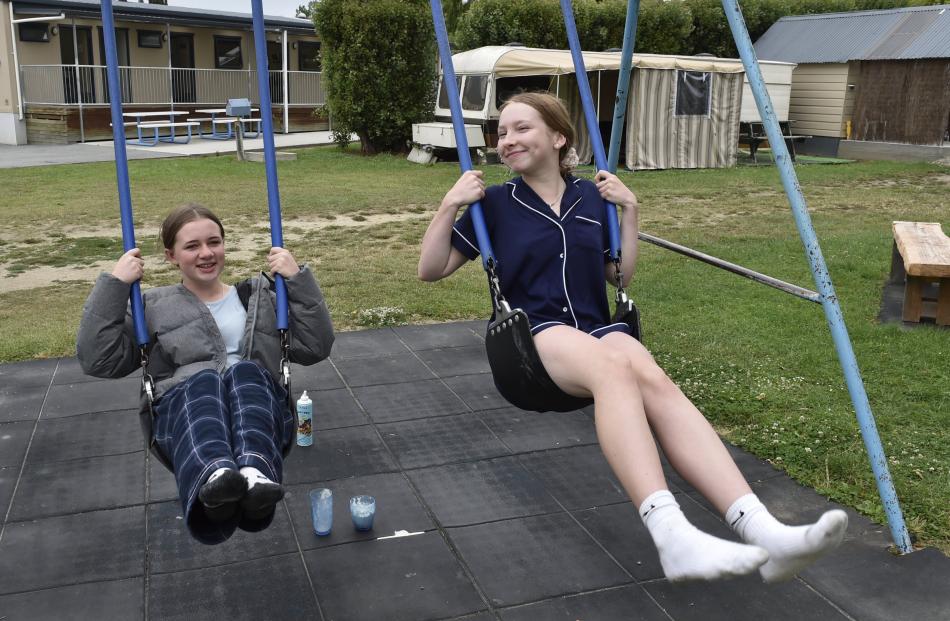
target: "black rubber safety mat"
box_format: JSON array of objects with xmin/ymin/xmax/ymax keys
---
[
  {"xmin": 352, "ymin": 378, "xmax": 469, "ymax": 424},
  {"xmin": 147, "ymin": 455, "xmax": 179, "ymax": 503},
  {"xmin": 571, "ymin": 502, "xmax": 664, "ymax": 581},
  {"xmin": 476, "ymin": 407, "xmax": 598, "ymax": 453},
  {"xmin": 416, "ymin": 344, "xmax": 492, "ymax": 378},
  {"xmin": 498, "ymin": 584, "xmax": 670, "ymax": 621},
  {"xmin": 448, "ymin": 512, "xmax": 631, "ymax": 607},
  {"xmin": 393, "ymin": 322, "xmax": 484, "ymax": 351},
  {"xmin": 282, "ymin": 424, "xmax": 398, "ymax": 485},
  {"xmin": 407, "ymin": 456, "xmax": 561, "ymax": 527},
  {"xmin": 0, "ymin": 577, "xmax": 144, "ymax": 620},
  {"xmin": 10, "ymin": 451, "xmax": 145, "ymax": 520},
  {"xmin": 329, "ymin": 327, "xmax": 410, "ymax": 360},
  {"xmin": 0, "ymin": 420, "xmax": 34, "ymax": 468},
  {"xmin": 282, "ymin": 472, "xmax": 434, "ymax": 549},
  {"xmin": 0, "ymin": 466, "xmax": 15, "ymax": 524},
  {"xmin": 643, "ymin": 572, "xmax": 852, "ymax": 621},
  {"xmin": 308, "ymin": 387, "xmax": 370, "ymax": 430},
  {"xmin": 147, "ymin": 499, "xmax": 298, "ymax": 574},
  {"xmin": 291, "ymin": 360, "xmax": 345, "ymax": 391},
  {"xmin": 333, "ymin": 352, "xmax": 434, "ymax": 387},
  {"xmin": 27, "ymin": 409, "xmax": 141, "ymax": 464},
  {"xmin": 304, "ymin": 531, "xmax": 487, "ymax": 621},
  {"xmin": 0, "ymin": 356, "xmax": 57, "ymax": 387},
  {"xmin": 378, "ymin": 413, "xmax": 510, "ymax": 469},
  {"xmin": 0, "ymin": 506, "xmax": 144, "ymax": 594},
  {"xmin": 43, "ymin": 377, "xmax": 141, "ymax": 418},
  {"xmin": 724, "ymin": 441, "xmax": 786, "ymax": 484},
  {"xmin": 50, "ymin": 357, "xmax": 116, "ymax": 385},
  {"xmin": 149, "ymin": 553, "xmax": 320, "ymax": 620},
  {"xmin": 518, "ymin": 445, "xmax": 628, "ymax": 510},
  {"xmin": 443, "ymin": 373, "xmax": 510, "ymax": 412},
  {"xmin": 0, "ymin": 382, "xmax": 47, "ymax": 424}
]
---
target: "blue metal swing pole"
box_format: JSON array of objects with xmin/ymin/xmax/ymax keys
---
[
  {"xmin": 606, "ymin": 0, "xmax": 639, "ymax": 173},
  {"xmin": 559, "ymin": 0, "xmax": 621, "ymax": 261},
  {"xmin": 721, "ymin": 0, "xmax": 912, "ymax": 553},
  {"xmin": 428, "ymin": 0, "xmax": 497, "ymax": 269},
  {"xmin": 250, "ymin": 0, "xmax": 288, "ymax": 330},
  {"xmin": 101, "ymin": 0, "xmax": 148, "ymax": 348}
]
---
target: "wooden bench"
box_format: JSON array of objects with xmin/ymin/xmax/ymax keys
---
[
  {"xmin": 136, "ymin": 121, "xmax": 201, "ymax": 145},
  {"xmin": 890, "ymin": 221, "xmax": 950, "ymax": 325}
]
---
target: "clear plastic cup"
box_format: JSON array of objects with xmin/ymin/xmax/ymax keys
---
[
  {"xmin": 310, "ymin": 488, "xmax": 333, "ymax": 536},
  {"xmin": 349, "ymin": 495, "xmax": 376, "ymax": 531}
]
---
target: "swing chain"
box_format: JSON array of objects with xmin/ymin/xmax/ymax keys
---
[
  {"xmin": 486, "ymin": 260, "xmax": 511, "ymax": 314},
  {"xmin": 279, "ymin": 329, "xmax": 291, "ymax": 390},
  {"xmin": 612, "ymin": 258, "xmax": 629, "ymax": 304},
  {"xmin": 140, "ymin": 345, "xmax": 155, "ymax": 408}
]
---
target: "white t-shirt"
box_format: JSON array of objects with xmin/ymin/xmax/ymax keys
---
[{"xmin": 205, "ymin": 286, "xmax": 248, "ymax": 368}]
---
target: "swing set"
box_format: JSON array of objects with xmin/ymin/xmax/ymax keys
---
[{"xmin": 427, "ymin": 0, "xmax": 914, "ymax": 555}]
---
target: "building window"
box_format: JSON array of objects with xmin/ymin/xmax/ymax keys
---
[
  {"xmin": 19, "ymin": 23, "xmax": 50, "ymax": 43},
  {"xmin": 137, "ymin": 29, "xmax": 163, "ymax": 49},
  {"xmin": 674, "ymin": 71, "xmax": 712, "ymax": 117},
  {"xmin": 298, "ymin": 41, "xmax": 321, "ymax": 72},
  {"xmin": 214, "ymin": 36, "xmax": 243, "ymax": 70}
]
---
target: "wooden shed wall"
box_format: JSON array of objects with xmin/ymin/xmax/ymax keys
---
[{"xmin": 788, "ymin": 63, "xmax": 849, "ymax": 138}]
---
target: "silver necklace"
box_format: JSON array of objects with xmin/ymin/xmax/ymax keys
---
[{"xmin": 546, "ymin": 184, "xmax": 565, "ymax": 208}]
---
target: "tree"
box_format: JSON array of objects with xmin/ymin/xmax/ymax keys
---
[{"xmin": 297, "ymin": 2, "xmax": 315, "ymax": 19}]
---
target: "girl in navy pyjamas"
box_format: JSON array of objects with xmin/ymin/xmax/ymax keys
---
[{"xmin": 419, "ymin": 92, "xmax": 846, "ymax": 583}]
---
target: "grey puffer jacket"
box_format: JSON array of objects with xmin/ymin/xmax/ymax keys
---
[{"xmin": 76, "ymin": 266, "xmax": 334, "ymax": 465}]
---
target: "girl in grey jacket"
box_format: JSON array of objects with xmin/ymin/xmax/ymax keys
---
[{"xmin": 77, "ymin": 204, "xmax": 334, "ymax": 544}]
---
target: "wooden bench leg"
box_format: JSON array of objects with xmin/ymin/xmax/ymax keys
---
[
  {"xmin": 902, "ymin": 275, "xmax": 924, "ymax": 322},
  {"xmin": 937, "ymin": 278, "xmax": 950, "ymax": 326}
]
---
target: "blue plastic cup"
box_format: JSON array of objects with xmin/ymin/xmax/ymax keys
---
[
  {"xmin": 349, "ymin": 495, "xmax": 376, "ymax": 531},
  {"xmin": 310, "ymin": 488, "xmax": 333, "ymax": 536}
]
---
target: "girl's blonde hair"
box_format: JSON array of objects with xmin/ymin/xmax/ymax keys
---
[{"xmin": 500, "ymin": 91, "xmax": 577, "ymax": 176}]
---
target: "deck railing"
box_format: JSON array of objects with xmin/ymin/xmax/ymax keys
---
[{"xmin": 19, "ymin": 65, "xmax": 325, "ymax": 107}]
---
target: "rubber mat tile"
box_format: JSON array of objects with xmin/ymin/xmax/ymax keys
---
[
  {"xmin": 291, "ymin": 360, "xmax": 344, "ymax": 391},
  {"xmin": 27, "ymin": 409, "xmax": 141, "ymax": 464},
  {"xmin": 571, "ymin": 503, "xmax": 662, "ymax": 581},
  {"xmin": 147, "ymin": 454, "xmax": 179, "ymax": 503},
  {"xmin": 499, "ymin": 584, "xmax": 668, "ymax": 620},
  {"xmin": 0, "ymin": 577, "xmax": 143, "ymax": 620},
  {"xmin": 51, "ymin": 357, "xmax": 132, "ymax": 385},
  {"xmin": 416, "ymin": 345, "xmax": 491, "ymax": 378},
  {"xmin": 353, "ymin": 378, "xmax": 469, "ymax": 423},
  {"xmin": 642, "ymin": 572, "xmax": 850, "ymax": 621},
  {"xmin": 449, "ymin": 513, "xmax": 631, "ymax": 607},
  {"xmin": 10, "ymin": 451, "xmax": 145, "ymax": 520},
  {"xmin": 283, "ymin": 472, "xmax": 434, "ymax": 549},
  {"xmin": 0, "ymin": 382, "xmax": 47, "ymax": 423},
  {"xmin": 407, "ymin": 456, "xmax": 561, "ymax": 527},
  {"xmin": 0, "ymin": 356, "xmax": 57, "ymax": 388},
  {"xmin": 305, "ymin": 531, "xmax": 487, "ymax": 621},
  {"xmin": 0, "ymin": 466, "xmax": 15, "ymax": 524},
  {"xmin": 0, "ymin": 506, "xmax": 144, "ymax": 594},
  {"xmin": 393, "ymin": 322, "xmax": 484, "ymax": 351},
  {"xmin": 801, "ymin": 543, "xmax": 950, "ymax": 621},
  {"xmin": 334, "ymin": 352, "xmax": 435, "ymax": 387},
  {"xmin": 330, "ymin": 328, "xmax": 408, "ymax": 360},
  {"xmin": 378, "ymin": 413, "xmax": 510, "ymax": 469},
  {"xmin": 477, "ymin": 407, "xmax": 598, "ymax": 453},
  {"xmin": 518, "ymin": 445, "xmax": 627, "ymax": 510},
  {"xmin": 149, "ymin": 553, "xmax": 319, "ymax": 620},
  {"xmin": 725, "ymin": 441, "xmax": 785, "ymax": 483},
  {"xmin": 310, "ymin": 387, "xmax": 370, "ymax": 430},
  {"xmin": 443, "ymin": 373, "xmax": 510, "ymax": 411},
  {"xmin": 0, "ymin": 420, "xmax": 34, "ymax": 467},
  {"xmin": 43, "ymin": 377, "xmax": 141, "ymax": 418},
  {"xmin": 147, "ymin": 499, "xmax": 298, "ymax": 573},
  {"xmin": 282, "ymin": 424, "xmax": 397, "ymax": 485},
  {"xmin": 747, "ymin": 474, "xmax": 848, "ymax": 525}
]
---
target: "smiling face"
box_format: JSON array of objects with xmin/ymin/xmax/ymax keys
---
[
  {"xmin": 497, "ymin": 101, "xmax": 566, "ymax": 176},
  {"xmin": 164, "ymin": 218, "xmax": 226, "ymax": 292}
]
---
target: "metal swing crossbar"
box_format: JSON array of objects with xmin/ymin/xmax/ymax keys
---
[
  {"xmin": 99, "ymin": 0, "xmax": 293, "ymax": 410},
  {"xmin": 429, "ymin": 0, "xmax": 912, "ymax": 554}
]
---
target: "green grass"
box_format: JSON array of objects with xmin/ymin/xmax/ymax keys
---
[{"xmin": 1, "ymin": 146, "xmax": 948, "ymax": 553}]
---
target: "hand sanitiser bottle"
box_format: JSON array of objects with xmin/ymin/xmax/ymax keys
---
[{"xmin": 296, "ymin": 391, "xmax": 313, "ymax": 446}]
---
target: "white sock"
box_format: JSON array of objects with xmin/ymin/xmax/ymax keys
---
[
  {"xmin": 726, "ymin": 493, "xmax": 848, "ymax": 582},
  {"xmin": 239, "ymin": 466, "xmax": 275, "ymax": 489},
  {"xmin": 639, "ymin": 490, "xmax": 769, "ymax": 582}
]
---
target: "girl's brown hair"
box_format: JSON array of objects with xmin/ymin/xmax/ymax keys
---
[
  {"xmin": 159, "ymin": 203, "xmax": 225, "ymax": 250},
  {"xmin": 499, "ymin": 91, "xmax": 576, "ymax": 175}
]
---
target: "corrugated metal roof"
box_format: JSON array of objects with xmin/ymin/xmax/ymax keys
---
[{"xmin": 754, "ymin": 5, "xmax": 950, "ymax": 63}]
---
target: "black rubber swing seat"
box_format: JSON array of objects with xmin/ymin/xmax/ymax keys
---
[{"xmin": 485, "ymin": 296, "xmax": 642, "ymax": 413}]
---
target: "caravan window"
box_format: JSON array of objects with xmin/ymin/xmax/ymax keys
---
[
  {"xmin": 438, "ymin": 76, "xmax": 462, "ymax": 110},
  {"xmin": 674, "ymin": 71, "xmax": 712, "ymax": 117},
  {"xmin": 495, "ymin": 75, "xmax": 553, "ymax": 108},
  {"xmin": 462, "ymin": 75, "xmax": 489, "ymax": 111}
]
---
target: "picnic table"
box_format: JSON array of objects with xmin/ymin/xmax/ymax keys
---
[
  {"xmin": 738, "ymin": 121, "xmax": 812, "ymax": 163},
  {"xmin": 121, "ymin": 111, "xmax": 197, "ymax": 146},
  {"xmin": 191, "ymin": 108, "xmax": 262, "ymax": 140}
]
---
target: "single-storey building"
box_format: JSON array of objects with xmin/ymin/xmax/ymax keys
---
[
  {"xmin": 754, "ymin": 4, "xmax": 950, "ymax": 161},
  {"xmin": 0, "ymin": 0, "xmax": 325, "ymax": 145}
]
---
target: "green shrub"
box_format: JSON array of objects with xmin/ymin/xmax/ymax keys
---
[{"xmin": 313, "ymin": 0, "xmax": 437, "ymax": 154}]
